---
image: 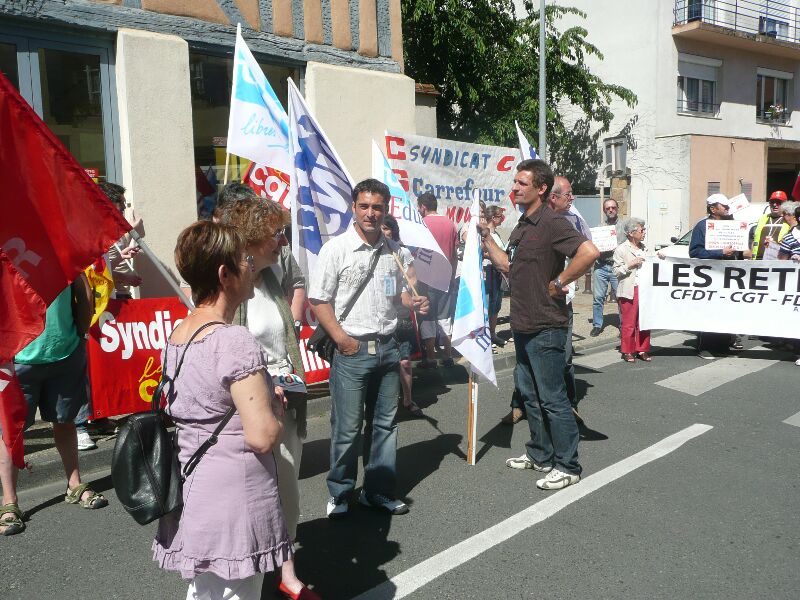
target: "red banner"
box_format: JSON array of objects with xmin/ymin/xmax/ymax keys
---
[
  {"xmin": 87, "ymin": 298, "xmax": 188, "ymax": 418},
  {"xmin": 298, "ymin": 302, "xmax": 331, "ymax": 384}
]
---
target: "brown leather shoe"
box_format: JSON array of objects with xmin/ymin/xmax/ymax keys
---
[{"xmin": 501, "ymin": 408, "xmax": 524, "ymax": 425}]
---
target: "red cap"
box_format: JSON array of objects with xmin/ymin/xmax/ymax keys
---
[{"xmin": 769, "ymin": 190, "xmax": 788, "ymax": 202}]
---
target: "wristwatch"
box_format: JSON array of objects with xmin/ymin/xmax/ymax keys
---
[
  {"xmin": 294, "ymin": 320, "xmax": 302, "ymax": 335},
  {"xmin": 554, "ymin": 276, "xmax": 564, "ymax": 289}
]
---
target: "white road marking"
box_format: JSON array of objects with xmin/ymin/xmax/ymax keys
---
[
  {"xmin": 351, "ymin": 423, "xmax": 713, "ymax": 600},
  {"xmin": 783, "ymin": 411, "xmax": 800, "ymax": 428},
  {"xmin": 574, "ymin": 332, "xmax": 691, "ymax": 370},
  {"xmin": 654, "ymin": 346, "xmax": 779, "ymax": 397}
]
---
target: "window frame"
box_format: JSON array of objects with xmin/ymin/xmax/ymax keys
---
[
  {"xmin": 756, "ymin": 72, "xmax": 791, "ymax": 125},
  {"xmin": 0, "ymin": 27, "xmax": 121, "ymax": 183}
]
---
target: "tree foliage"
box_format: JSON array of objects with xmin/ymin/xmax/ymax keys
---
[{"xmin": 402, "ymin": 1, "xmax": 637, "ymax": 192}]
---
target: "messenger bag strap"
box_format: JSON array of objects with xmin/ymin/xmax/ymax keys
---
[
  {"xmin": 337, "ymin": 245, "xmax": 383, "ymax": 324},
  {"xmin": 181, "ymin": 404, "xmax": 237, "ymax": 481}
]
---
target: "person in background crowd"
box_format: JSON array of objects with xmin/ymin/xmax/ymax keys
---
[
  {"xmin": 382, "ymin": 215, "xmax": 424, "ymax": 418},
  {"xmin": 1, "ymin": 275, "xmax": 108, "ymax": 536},
  {"xmin": 613, "ymin": 218, "xmax": 656, "ymax": 363},
  {"xmin": 310, "ymin": 179, "xmax": 429, "ymax": 518},
  {"xmin": 483, "ymin": 205, "xmax": 507, "ymax": 349},
  {"xmin": 481, "ymin": 159, "xmax": 599, "ymax": 491},
  {"xmin": 221, "ymin": 198, "xmax": 313, "ymax": 578},
  {"xmin": 590, "ymin": 198, "xmax": 622, "ymax": 337},
  {"xmin": 776, "ymin": 202, "xmax": 800, "ymax": 367},
  {"xmin": 689, "ymin": 193, "xmax": 744, "ymax": 359},
  {"xmin": 154, "ymin": 221, "xmax": 318, "ymax": 600},
  {"xmin": 75, "ymin": 181, "xmax": 141, "ymax": 451},
  {"xmin": 750, "ymin": 190, "xmax": 790, "ymax": 260},
  {"xmin": 416, "ymin": 192, "xmax": 457, "ymax": 368}
]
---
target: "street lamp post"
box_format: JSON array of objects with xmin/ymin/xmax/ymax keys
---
[{"xmin": 538, "ymin": 0, "xmax": 547, "ymax": 162}]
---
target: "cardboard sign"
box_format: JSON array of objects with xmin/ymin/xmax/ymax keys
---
[
  {"xmin": 705, "ymin": 220, "xmax": 749, "ymax": 251},
  {"xmin": 590, "ymin": 225, "xmax": 619, "ymax": 252},
  {"xmin": 87, "ymin": 298, "xmax": 188, "ymax": 418},
  {"xmin": 727, "ymin": 193, "xmax": 750, "ymax": 214}
]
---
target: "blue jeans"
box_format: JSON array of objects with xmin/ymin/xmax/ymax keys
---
[
  {"xmin": 513, "ymin": 328, "xmax": 581, "ymax": 476},
  {"xmin": 327, "ymin": 338, "xmax": 400, "ymax": 501},
  {"xmin": 592, "ymin": 263, "xmax": 619, "ymax": 329},
  {"xmin": 565, "ymin": 306, "xmax": 577, "ymax": 408}
]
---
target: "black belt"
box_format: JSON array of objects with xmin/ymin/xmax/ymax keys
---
[{"xmin": 352, "ymin": 333, "xmax": 395, "ymax": 344}]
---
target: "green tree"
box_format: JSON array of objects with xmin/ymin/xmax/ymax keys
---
[{"xmin": 402, "ymin": 1, "xmax": 637, "ymax": 192}]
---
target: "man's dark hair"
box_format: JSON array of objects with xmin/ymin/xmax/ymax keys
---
[
  {"xmin": 98, "ymin": 181, "xmax": 126, "ymax": 206},
  {"xmin": 352, "ymin": 178, "xmax": 390, "ymax": 206},
  {"xmin": 516, "ymin": 159, "xmax": 555, "ymax": 201},
  {"xmin": 217, "ymin": 182, "xmax": 257, "ymax": 211},
  {"xmin": 417, "ymin": 192, "xmax": 437, "ymax": 212}
]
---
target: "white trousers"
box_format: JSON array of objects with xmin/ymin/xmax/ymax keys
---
[
  {"xmin": 276, "ymin": 408, "xmax": 303, "ymax": 540},
  {"xmin": 186, "ymin": 573, "xmax": 264, "ymax": 600}
]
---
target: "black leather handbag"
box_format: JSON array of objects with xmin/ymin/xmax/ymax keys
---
[
  {"xmin": 307, "ymin": 248, "xmax": 382, "ymax": 363},
  {"xmin": 111, "ymin": 321, "xmax": 235, "ymax": 525}
]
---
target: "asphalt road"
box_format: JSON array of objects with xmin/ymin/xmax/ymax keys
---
[{"xmin": 4, "ymin": 334, "xmax": 799, "ymax": 600}]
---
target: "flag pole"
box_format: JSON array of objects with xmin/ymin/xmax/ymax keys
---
[
  {"xmin": 391, "ymin": 252, "xmax": 419, "ymax": 296},
  {"xmin": 128, "ymin": 231, "xmax": 195, "ymax": 309},
  {"xmin": 466, "ymin": 370, "xmax": 478, "ymax": 465},
  {"xmin": 222, "ymin": 152, "xmax": 231, "ymax": 185}
]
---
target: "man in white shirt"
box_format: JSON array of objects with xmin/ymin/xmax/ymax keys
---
[{"xmin": 309, "ymin": 179, "xmax": 429, "ymax": 518}]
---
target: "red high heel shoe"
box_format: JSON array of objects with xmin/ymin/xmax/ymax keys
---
[{"xmin": 278, "ymin": 581, "xmax": 322, "ymax": 600}]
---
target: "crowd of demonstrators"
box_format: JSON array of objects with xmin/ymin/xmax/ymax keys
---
[
  {"xmin": 382, "ymin": 215, "xmax": 425, "ymax": 418},
  {"xmin": 153, "ymin": 220, "xmax": 317, "ymax": 600},
  {"xmin": 480, "ymin": 159, "xmax": 599, "ymax": 491},
  {"xmin": 590, "ymin": 198, "xmax": 623, "ymax": 337},
  {"xmin": 309, "ymin": 179, "xmax": 429, "ymax": 519},
  {"xmin": 689, "ymin": 193, "xmax": 747, "ymax": 359},
  {"xmin": 415, "ymin": 192, "xmax": 457, "ymax": 368},
  {"xmin": 776, "ymin": 201, "xmax": 800, "ymax": 366},
  {"xmin": 751, "ymin": 190, "xmax": 790, "ymax": 260},
  {"xmin": 613, "ymin": 218, "xmax": 656, "ymax": 363},
  {"xmin": 1, "ymin": 275, "xmax": 107, "ymax": 536}
]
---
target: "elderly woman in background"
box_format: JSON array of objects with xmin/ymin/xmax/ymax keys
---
[
  {"xmin": 777, "ymin": 201, "xmax": 800, "ymax": 262},
  {"xmin": 153, "ymin": 221, "xmax": 319, "ymax": 600},
  {"xmin": 613, "ymin": 217, "xmax": 652, "ymax": 363}
]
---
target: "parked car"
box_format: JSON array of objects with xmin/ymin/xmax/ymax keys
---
[{"xmin": 657, "ymin": 203, "xmax": 770, "ymax": 258}]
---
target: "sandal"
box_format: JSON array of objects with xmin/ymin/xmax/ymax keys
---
[
  {"xmin": 622, "ymin": 353, "xmax": 635, "ymax": 363},
  {"xmin": 501, "ymin": 408, "xmax": 524, "ymax": 425},
  {"xmin": 402, "ymin": 401, "xmax": 424, "ymax": 418},
  {"xmin": 0, "ymin": 503, "xmax": 25, "ymax": 536},
  {"xmin": 64, "ymin": 483, "xmax": 108, "ymax": 509},
  {"xmin": 637, "ymin": 352, "xmax": 652, "ymax": 362}
]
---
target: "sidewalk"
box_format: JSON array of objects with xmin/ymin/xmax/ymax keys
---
[{"xmin": 17, "ymin": 289, "xmax": 623, "ymax": 489}]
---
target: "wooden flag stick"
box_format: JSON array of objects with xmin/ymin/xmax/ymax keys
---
[
  {"xmin": 222, "ymin": 152, "xmax": 232, "ymax": 185},
  {"xmin": 391, "ymin": 252, "xmax": 419, "ymax": 297},
  {"xmin": 466, "ymin": 371, "xmax": 478, "ymax": 465}
]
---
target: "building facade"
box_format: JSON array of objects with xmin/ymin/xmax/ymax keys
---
[
  {"xmin": 555, "ymin": 0, "xmax": 800, "ymax": 246},
  {"xmin": 0, "ymin": 0, "xmax": 417, "ymax": 296}
]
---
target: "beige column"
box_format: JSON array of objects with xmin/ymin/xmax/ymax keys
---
[
  {"xmin": 389, "ymin": 0, "xmax": 403, "ymax": 69},
  {"xmin": 273, "ymin": 0, "xmax": 294, "ymax": 37},
  {"xmin": 330, "ymin": 0, "xmax": 352, "ymax": 50},
  {"xmin": 358, "ymin": 0, "xmax": 378, "ymax": 57},
  {"xmin": 304, "ymin": 0, "xmax": 324, "ymax": 43},
  {"xmin": 115, "ymin": 29, "xmax": 197, "ymax": 298}
]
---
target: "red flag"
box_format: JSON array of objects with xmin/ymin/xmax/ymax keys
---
[
  {"xmin": 0, "ymin": 70, "xmax": 131, "ymax": 467},
  {"xmin": 0, "ymin": 363, "xmax": 28, "ymax": 469},
  {"xmin": 791, "ymin": 171, "xmax": 800, "ymax": 201}
]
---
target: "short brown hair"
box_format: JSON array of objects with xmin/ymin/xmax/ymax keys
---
[
  {"xmin": 220, "ymin": 198, "xmax": 290, "ymax": 246},
  {"xmin": 175, "ymin": 221, "xmax": 245, "ymax": 305},
  {"xmin": 517, "ymin": 159, "xmax": 555, "ymax": 201}
]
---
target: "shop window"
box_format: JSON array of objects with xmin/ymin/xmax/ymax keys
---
[
  {"xmin": 189, "ymin": 51, "xmax": 298, "ymax": 218},
  {"xmin": 756, "ymin": 72, "xmax": 790, "ymax": 124},
  {"xmin": 0, "ymin": 42, "xmax": 19, "ymax": 88}
]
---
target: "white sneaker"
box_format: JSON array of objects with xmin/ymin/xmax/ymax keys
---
[
  {"xmin": 326, "ymin": 497, "xmax": 348, "ymax": 519},
  {"xmin": 795, "ymin": 358, "xmax": 800, "ymax": 366},
  {"xmin": 536, "ymin": 468, "xmax": 580, "ymax": 490},
  {"xmin": 76, "ymin": 432, "xmax": 97, "ymax": 451},
  {"xmin": 505, "ymin": 454, "xmax": 552, "ymax": 472}
]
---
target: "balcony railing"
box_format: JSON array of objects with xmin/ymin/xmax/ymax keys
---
[
  {"xmin": 674, "ymin": 0, "xmax": 800, "ymax": 44},
  {"xmin": 756, "ymin": 106, "xmax": 790, "ymax": 123},
  {"xmin": 677, "ymin": 98, "xmax": 720, "ymax": 115}
]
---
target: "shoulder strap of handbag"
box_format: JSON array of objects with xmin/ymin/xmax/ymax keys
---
[
  {"xmin": 156, "ymin": 320, "xmax": 237, "ymax": 481},
  {"xmin": 337, "ymin": 245, "xmax": 383, "ymax": 324}
]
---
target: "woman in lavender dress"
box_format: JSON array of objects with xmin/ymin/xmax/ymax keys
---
[{"xmin": 153, "ymin": 221, "xmax": 317, "ymax": 600}]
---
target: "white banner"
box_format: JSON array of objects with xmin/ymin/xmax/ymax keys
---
[
  {"xmin": 638, "ymin": 257, "xmax": 800, "ymax": 337},
  {"xmin": 705, "ymin": 220, "xmax": 749, "ymax": 251},
  {"xmin": 385, "ymin": 131, "xmax": 518, "ymax": 231}
]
